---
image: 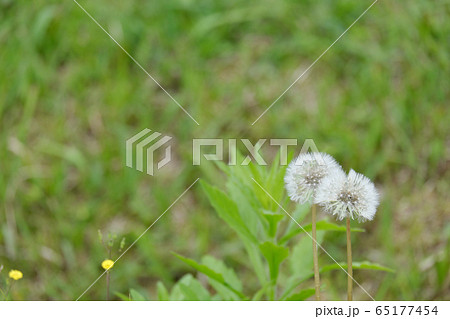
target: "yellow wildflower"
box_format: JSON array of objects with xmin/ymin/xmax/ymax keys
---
[
  {"xmin": 101, "ymin": 259, "xmax": 114, "ymax": 270},
  {"xmin": 9, "ymin": 269, "xmax": 23, "ymax": 281}
]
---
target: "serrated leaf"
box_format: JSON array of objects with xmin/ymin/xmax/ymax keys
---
[
  {"xmin": 201, "ymin": 180, "xmax": 266, "ymax": 285},
  {"xmin": 259, "ymin": 241, "xmax": 289, "ymax": 282},
  {"xmin": 201, "ymin": 255, "xmax": 243, "ymax": 300},
  {"xmin": 178, "ymin": 275, "xmax": 211, "ymax": 301},
  {"xmin": 226, "ymin": 176, "xmax": 264, "ymax": 238},
  {"xmin": 173, "ymin": 252, "xmax": 246, "ymax": 299},
  {"xmin": 202, "ymin": 255, "xmax": 243, "ymax": 292},
  {"xmin": 201, "ymin": 181, "xmax": 258, "ymax": 244}
]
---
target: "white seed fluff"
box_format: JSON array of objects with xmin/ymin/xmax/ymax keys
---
[
  {"xmin": 315, "ymin": 169, "xmax": 380, "ymax": 222},
  {"xmin": 284, "ymin": 152, "xmax": 342, "ymax": 204}
]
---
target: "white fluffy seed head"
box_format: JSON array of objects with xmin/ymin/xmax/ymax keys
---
[
  {"xmin": 284, "ymin": 152, "xmax": 342, "ymax": 204},
  {"xmin": 315, "ymin": 169, "xmax": 380, "ymax": 223}
]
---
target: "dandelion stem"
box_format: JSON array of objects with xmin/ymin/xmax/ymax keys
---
[
  {"xmin": 346, "ymin": 217, "xmax": 353, "ymax": 301},
  {"xmin": 106, "ymin": 271, "xmax": 110, "ymax": 301},
  {"xmin": 312, "ymin": 204, "xmax": 321, "ymax": 301}
]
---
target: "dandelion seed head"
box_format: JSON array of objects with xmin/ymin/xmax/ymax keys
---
[
  {"xmin": 101, "ymin": 259, "xmax": 114, "ymax": 270},
  {"xmin": 9, "ymin": 269, "xmax": 23, "ymax": 281},
  {"xmin": 315, "ymin": 169, "xmax": 379, "ymax": 222},
  {"xmin": 284, "ymin": 152, "xmax": 342, "ymax": 204}
]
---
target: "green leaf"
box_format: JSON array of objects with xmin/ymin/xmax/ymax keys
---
[
  {"xmin": 279, "ymin": 203, "xmax": 310, "ymax": 244},
  {"xmin": 285, "ymin": 288, "xmax": 316, "ymax": 301},
  {"xmin": 173, "ymin": 252, "xmax": 246, "ymax": 299},
  {"xmin": 201, "ymin": 180, "xmax": 266, "ymax": 286},
  {"xmin": 173, "ymin": 252, "xmax": 223, "ymax": 282},
  {"xmin": 281, "ymin": 228, "xmax": 325, "ymax": 300},
  {"xmin": 321, "ymin": 261, "xmax": 395, "ymax": 273},
  {"xmin": 169, "ymin": 281, "xmax": 185, "ymax": 301},
  {"xmin": 114, "ymin": 291, "xmax": 131, "ymax": 301},
  {"xmin": 156, "ymin": 281, "xmax": 169, "ymax": 301},
  {"xmin": 243, "ymin": 240, "xmax": 267, "ymax": 286},
  {"xmin": 226, "ymin": 176, "xmax": 265, "ymax": 238},
  {"xmin": 435, "ymin": 259, "xmax": 450, "ymax": 287},
  {"xmin": 303, "ymin": 220, "xmax": 365, "ymax": 233},
  {"xmin": 129, "ymin": 289, "xmax": 147, "ymax": 301},
  {"xmin": 282, "ymin": 260, "xmax": 393, "ymax": 300},
  {"xmin": 279, "ymin": 275, "xmax": 313, "ymax": 300},
  {"xmin": 264, "ymin": 152, "xmax": 287, "ymax": 210},
  {"xmin": 289, "ymin": 232, "xmax": 324, "ymax": 279},
  {"xmin": 201, "ymin": 255, "xmax": 243, "ymax": 300},
  {"xmin": 201, "ymin": 180, "xmax": 258, "ymax": 244},
  {"xmin": 259, "ymin": 241, "xmax": 289, "ymax": 282},
  {"xmin": 178, "ymin": 275, "xmax": 212, "ymax": 301},
  {"xmin": 168, "ymin": 274, "xmax": 211, "ymax": 301},
  {"xmin": 262, "ymin": 210, "xmax": 285, "ymax": 238},
  {"xmin": 280, "ymin": 220, "xmax": 364, "ymax": 244}
]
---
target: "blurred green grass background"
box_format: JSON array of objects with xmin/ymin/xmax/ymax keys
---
[{"xmin": 0, "ymin": 0, "xmax": 449, "ymax": 300}]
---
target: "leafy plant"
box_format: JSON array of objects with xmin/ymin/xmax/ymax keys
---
[{"xmin": 162, "ymin": 160, "xmax": 393, "ymax": 300}]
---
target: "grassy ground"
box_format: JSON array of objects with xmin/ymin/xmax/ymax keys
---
[{"xmin": 0, "ymin": 0, "xmax": 449, "ymax": 300}]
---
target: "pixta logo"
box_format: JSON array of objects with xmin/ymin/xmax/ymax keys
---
[
  {"xmin": 125, "ymin": 128, "xmax": 321, "ymax": 176},
  {"xmin": 192, "ymin": 138, "xmax": 320, "ymax": 166},
  {"xmin": 126, "ymin": 129, "xmax": 172, "ymax": 176}
]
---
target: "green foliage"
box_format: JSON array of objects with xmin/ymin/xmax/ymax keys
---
[
  {"xmin": 259, "ymin": 242, "xmax": 289, "ymax": 283},
  {"xmin": 156, "ymin": 282, "xmax": 170, "ymax": 301},
  {"xmin": 129, "ymin": 289, "xmax": 147, "ymax": 301},
  {"xmin": 321, "ymin": 262, "xmax": 395, "ymax": 273},
  {"xmin": 201, "ymin": 181, "xmax": 258, "ymax": 245},
  {"xmin": 262, "ymin": 210, "xmax": 285, "ymax": 239},
  {"xmin": 115, "ymin": 288, "xmax": 147, "ymax": 301},
  {"xmin": 280, "ymin": 220, "xmax": 364, "ymax": 245},
  {"xmin": 168, "ymin": 275, "xmax": 212, "ymax": 301},
  {"xmin": 170, "ymin": 162, "xmax": 392, "ymax": 300},
  {"xmin": 172, "ymin": 253, "xmax": 245, "ymax": 299},
  {"xmin": 285, "ymin": 288, "xmax": 316, "ymax": 301}
]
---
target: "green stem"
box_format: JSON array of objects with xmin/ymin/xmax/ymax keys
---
[
  {"xmin": 3, "ymin": 282, "xmax": 14, "ymax": 301},
  {"xmin": 346, "ymin": 217, "xmax": 353, "ymax": 301},
  {"xmin": 269, "ymin": 284, "xmax": 275, "ymax": 301},
  {"xmin": 106, "ymin": 271, "xmax": 110, "ymax": 301},
  {"xmin": 312, "ymin": 204, "xmax": 321, "ymax": 301}
]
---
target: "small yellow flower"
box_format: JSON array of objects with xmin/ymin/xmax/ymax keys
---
[
  {"xmin": 9, "ymin": 269, "xmax": 23, "ymax": 281},
  {"xmin": 101, "ymin": 259, "xmax": 114, "ymax": 270}
]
